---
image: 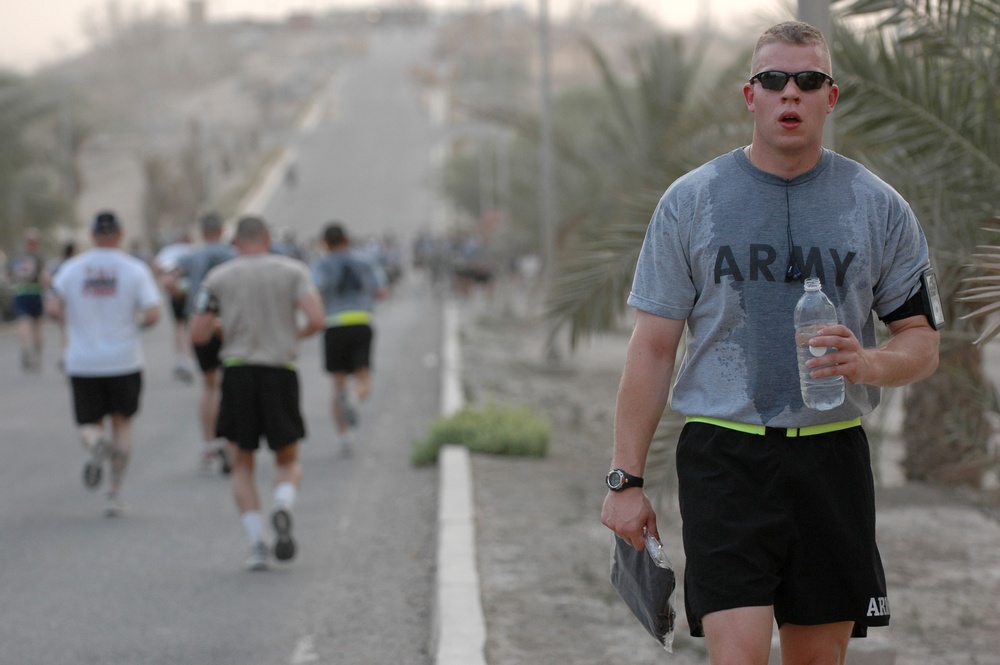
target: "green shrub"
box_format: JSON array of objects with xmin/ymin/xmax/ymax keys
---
[{"xmin": 411, "ymin": 403, "xmax": 551, "ymax": 466}]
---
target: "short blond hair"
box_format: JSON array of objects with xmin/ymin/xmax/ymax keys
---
[{"xmin": 750, "ymin": 21, "xmax": 832, "ymax": 76}]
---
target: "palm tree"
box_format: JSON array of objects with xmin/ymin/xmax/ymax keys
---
[
  {"xmin": 832, "ymin": 0, "xmax": 1000, "ymax": 485},
  {"xmin": 450, "ymin": 32, "xmax": 740, "ymax": 338},
  {"xmin": 543, "ymin": 34, "xmax": 748, "ymax": 348}
]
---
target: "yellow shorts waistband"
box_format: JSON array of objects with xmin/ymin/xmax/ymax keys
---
[
  {"xmin": 685, "ymin": 416, "xmax": 862, "ymax": 438},
  {"xmin": 326, "ymin": 310, "xmax": 372, "ymax": 327}
]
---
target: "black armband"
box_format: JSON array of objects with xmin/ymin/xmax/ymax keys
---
[
  {"xmin": 879, "ymin": 269, "xmax": 944, "ymax": 330},
  {"xmin": 193, "ymin": 287, "xmax": 219, "ymax": 315}
]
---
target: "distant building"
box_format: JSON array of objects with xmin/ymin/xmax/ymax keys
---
[
  {"xmin": 287, "ymin": 13, "xmax": 317, "ymax": 31},
  {"xmin": 188, "ymin": 0, "xmax": 207, "ymax": 26}
]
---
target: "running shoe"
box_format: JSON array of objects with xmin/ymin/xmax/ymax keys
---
[
  {"xmin": 271, "ymin": 507, "xmax": 296, "ymax": 562},
  {"xmin": 173, "ymin": 364, "xmax": 194, "ymax": 384},
  {"xmin": 199, "ymin": 448, "xmax": 215, "ymax": 471},
  {"xmin": 83, "ymin": 438, "xmax": 110, "ymax": 490},
  {"xmin": 103, "ymin": 492, "xmax": 125, "ymax": 517},
  {"xmin": 337, "ymin": 434, "xmax": 354, "ymax": 459},
  {"xmin": 83, "ymin": 459, "xmax": 103, "ymax": 489},
  {"xmin": 217, "ymin": 447, "xmax": 232, "ymax": 476},
  {"xmin": 245, "ymin": 541, "xmax": 268, "ymax": 571},
  {"xmin": 21, "ymin": 349, "xmax": 41, "ymax": 372},
  {"xmin": 337, "ymin": 390, "xmax": 359, "ymax": 427}
]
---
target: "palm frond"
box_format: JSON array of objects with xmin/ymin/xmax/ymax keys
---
[{"xmin": 834, "ymin": 29, "xmax": 1000, "ymax": 197}]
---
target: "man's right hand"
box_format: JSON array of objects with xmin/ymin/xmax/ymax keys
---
[{"xmin": 601, "ymin": 488, "xmax": 658, "ymax": 551}]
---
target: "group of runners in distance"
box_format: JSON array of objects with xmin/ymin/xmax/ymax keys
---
[{"xmin": 38, "ymin": 211, "xmax": 388, "ymax": 570}]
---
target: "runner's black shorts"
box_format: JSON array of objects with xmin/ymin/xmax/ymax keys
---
[
  {"xmin": 14, "ymin": 293, "xmax": 43, "ymax": 318},
  {"xmin": 216, "ymin": 364, "xmax": 304, "ymax": 452},
  {"xmin": 193, "ymin": 333, "xmax": 223, "ymax": 372},
  {"xmin": 70, "ymin": 372, "xmax": 143, "ymax": 424},
  {"xmin": 169, "ymin": 294, "xmax": 187, "ymax": 323},
  {"xmin": 677, "ymin": 421, "xmax": 889, "ymax": 638},
  {"xmin": 323, "ymin": 324, "xmax": 373, "ymax": 374}
]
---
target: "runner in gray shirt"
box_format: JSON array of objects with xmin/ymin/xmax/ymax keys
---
[
  {"xmin": 174, "ymin": 212, "xmax": 237, "ymax": 472},
  {"xmin": 311, "ymin": 222, "xmax": 388, "ymax": 456},
  {"xmin": 190, "ymin": 216, "xmax": 324, "ymax": 571}
]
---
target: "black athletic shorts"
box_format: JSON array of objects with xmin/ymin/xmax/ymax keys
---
[
  {"xmin": 216, "ymin": 365, "xmax": 305, "ymax": 452},
  {"xmin": 70, "ymin": 372, "xmax": 143, "ymax": 424},
  {"xmin": 193, "ymin": 333, "xmax": 223, "ymax": 373},
  {"xmin": 323, "ymin": 324, "xmax": 373, "ymax": 374},
  {"xmin": 677, "ymin": 422, "xmax": 889, "ymax": 638},
  {"xmin": 14, "ymin": 293, "xmax": 43, "ymax": 319},
  {"xmin": 169, "ymin": 294, "xmax": 187, "ymax": 323}
]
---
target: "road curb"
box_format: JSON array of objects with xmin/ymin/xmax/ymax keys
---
[{"xmin": 434, "ymin": 300, "xmax": 487, "ymax": 665}]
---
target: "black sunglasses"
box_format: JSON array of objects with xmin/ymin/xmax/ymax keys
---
[{"xmin": 749, "ymin": 70, "xmax": 835, "ymax": 92}]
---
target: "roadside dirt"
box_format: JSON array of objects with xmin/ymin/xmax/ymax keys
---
[{"xmin": 460, "ymin": 284, "xmax": 1000, "ymax": 665}]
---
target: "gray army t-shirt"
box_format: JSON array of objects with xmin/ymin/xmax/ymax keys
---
[
  {"xmin": 200, "ymin": 253, "xmax": 316, "ymax": 368},
  {"xmin": 629, "ymin": 148, "xmax": 930, "ymax": 427}
]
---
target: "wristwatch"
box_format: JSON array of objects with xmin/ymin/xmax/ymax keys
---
[{"xmin": 605, "ymin": 468, "xmax": 644, "ymax": 491}]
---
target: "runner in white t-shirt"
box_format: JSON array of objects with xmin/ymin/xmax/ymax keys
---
[{"xmin": 47, "ymin": 211, "xmax": 162, "ymax": 517}]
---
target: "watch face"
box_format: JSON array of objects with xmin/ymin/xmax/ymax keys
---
[{"xmin": 607, "ymin": 470, "xmax": 624, "ymax": 489}]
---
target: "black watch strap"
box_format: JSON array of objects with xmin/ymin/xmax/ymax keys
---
[{"xmin": 606, "ymin": 468, "xmax": 644, "ymax": 491}]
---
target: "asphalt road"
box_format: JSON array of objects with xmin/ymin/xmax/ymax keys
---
[{"xmin": 0, "ymin": 26, "xmax": 444, "ymax": 665}]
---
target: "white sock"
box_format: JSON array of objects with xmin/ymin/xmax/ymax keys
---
[
  {"xmin": 241, "ymin": 511, "xmax": 264, "ymax": 546},
  {"xmin": 273, "ymin": 482, "xmax": 296, "ymax": 510},
  {"xmin": 78, "ymin": 424, "xmax": 104, "ymax": 453}
]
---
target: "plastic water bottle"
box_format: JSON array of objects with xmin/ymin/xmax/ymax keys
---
[{"xmin": 794, "ymin": 277, "xmax": 845, "ymax": 410}]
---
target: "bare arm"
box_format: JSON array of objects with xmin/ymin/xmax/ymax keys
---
[
  {"xmin": 297, "ymin": 291, "xmax": 325, "ymax": 338},
  {"xmin": 45, "ymin": 292, "xmax": 64, "ymax": 322},
  {"xmin": 601, "ymin": 311, "xmax": 685, "ymax": 550},
  {"xmin": 807, "ymin": 315, "xmax": 939, "ymax": 387},
  {"xmin": 190, "ymin": 311, "xmax": 216, "ymax": 346},
  {"xmin": 138, "ymin": 304, "xmax": 161, "ymax": 329},
  {"xmin": 158, "ymin": 267, "xmax": 184, "ymax": 298}
]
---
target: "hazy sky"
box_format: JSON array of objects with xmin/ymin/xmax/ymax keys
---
[{"xmin": 0, "ymin": 0, "xmax": 789, "ymax": 73}]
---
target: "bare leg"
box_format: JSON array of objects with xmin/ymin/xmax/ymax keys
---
[
  {"xmin": 230, "ymin": 443, "xmax": 267, "ymax": 569},
  {"xmin": 15, "ymin": 316, "xmax": 39, "ymax": 370},
  {"xmin": 30, "ymin": 317, "xmax": 43, "ymax": 363},
  {"xmin": 172, "ymin": 319, "xmax": 193, "ymax": 381},
  {"xmin": 274, "ymin": 443, "xmax": 302, "ymax": 491},
  {"xmin": 199, "ymin": 369, "xmax": 221, "ymax": 443},
  {"xmin": 354, "ymin": 367, "xmax": 372, "ymax": 402},
  {"xmin": 107, "ymin": 413, "xmax": 134, "ymax": 495},
  {"xmin": 230, "ymin": 445, "xmax": 259, "ymax": 513},
  {"xmin": 331, "ymin": 372, "xmax": 350, "ymax": 435},
  {"xmin": 702, "ymin": 606, "xmax": 774, "ymax": 665},
  {"xmin": 778, "ymin": 621, "xmax": 852, "ymax": 665}
]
